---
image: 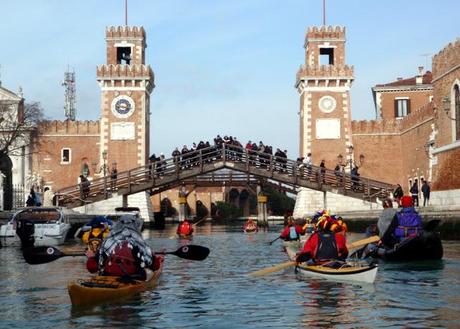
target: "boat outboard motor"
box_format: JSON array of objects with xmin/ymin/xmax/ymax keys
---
[{"xmin": 16, "ymin": 219, "xmax": 35, "ymax": 248}]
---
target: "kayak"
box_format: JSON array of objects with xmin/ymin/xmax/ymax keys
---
[
  {"xmin": 282, "ymin": 240, "xmax": 301, "ymax": 250},
  {"xmin": 244, "ymin": 227, "xmax": 258, "ymax": 233},
  {"xmin": 178, "ymin": 233, "xmax": 193, "ymax": 239},
  {"xmin": 68, "ymin": 256, "xmax": 164, "ymax": 306},
  {"xmin": 285, "ymin": 242, "xmax": 377, "ymax": 283},
  {"xmin": 295, "ymin": 261, "xmax": 378, "ymax": 284}
]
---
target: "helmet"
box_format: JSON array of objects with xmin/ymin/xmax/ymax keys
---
[{"xmin": 401, "ymin": 196, "xmax": 413, "ymax": 208}]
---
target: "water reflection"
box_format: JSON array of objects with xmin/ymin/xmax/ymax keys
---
[{"xmin": 0, "ymin": 224, "xmax": 459, "ymax": 328}]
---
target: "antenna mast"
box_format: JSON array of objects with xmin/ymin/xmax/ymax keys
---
[
  {"xmin": 62, "ymin": 68, "xmax": 76, "ymax": 121},
  {"xmin": 125, "ymin": 0, "xmax": 128, "ymax": 25},
  {"xmin": 323, "ymin": 0, "xmax": 326, "ymax": 25}
]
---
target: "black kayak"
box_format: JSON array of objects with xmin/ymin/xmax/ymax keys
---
[{"xmin": 362, "ymin": 231, "xmax": 443, "ymax": 261}]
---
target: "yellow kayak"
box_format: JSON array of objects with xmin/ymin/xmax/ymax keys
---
[{"xmin": 68, "ymin": 257, "xmax": 164, "ymax": 306}]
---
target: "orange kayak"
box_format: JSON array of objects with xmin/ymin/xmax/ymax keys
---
[{"xmin": 68, "ymin": 256, "xmax": 164, "ymax": 306}]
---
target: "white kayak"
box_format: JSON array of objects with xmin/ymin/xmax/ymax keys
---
[{"xmin": 285, "ymin": 243, "xmax": 377, "ymax": 284}]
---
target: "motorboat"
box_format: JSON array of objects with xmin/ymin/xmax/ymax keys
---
[{"xmin": 0, "ymin": 207, "xmax": 72, "ymax": 247}]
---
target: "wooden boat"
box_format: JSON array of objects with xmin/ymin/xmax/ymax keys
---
[
  {"xmin": 295, "ymin": 261, "xmax": 378, "ymax": 284},
  {"xmin": 68, "ymin": 256, "xmax": 164, "ymax": 306},
  {"xmin": 368, "ymin": 231, "xmax": 443, "ymax": 261}
]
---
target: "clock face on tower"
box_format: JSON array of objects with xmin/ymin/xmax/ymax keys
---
[
  {"xmin": 111, "ymin": 95, "xmax": 135, "ymax": 118},
  {"xmin": 318, "ymin": 95, "xmax": 337, "ymax": 113}
]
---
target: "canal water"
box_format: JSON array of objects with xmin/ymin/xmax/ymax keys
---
[{"xmin": 0, "ymin": 223, "xmax": 459, "ymax": 329}]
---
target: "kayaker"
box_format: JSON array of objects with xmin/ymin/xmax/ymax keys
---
[
  {"xmin": 86, "ymin": 214, "xmax": 161, "ymax": 278},
  {"xmin": 244, "ymin": 219, "xmax": 257, "ymax": 232},
  {"xmin": 177, "ymin": 218, "xmax": 194, "ymax": 236},
  {"xmin": 279, "ymin": 217, "xmax": 304, "ymax": 241},
  {"xmin": 295, "ymin": 215, "xmax": 348, "ymax": 263},
  {"xmin": 82, "ymin": 216, "xmax": 112, "ymax": 252},
  {"xmin": 362, "ymin": 196, "xmax": 423, "ymax": 258}
]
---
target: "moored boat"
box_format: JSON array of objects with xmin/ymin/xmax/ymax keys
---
[
  {"xmin": 0, "ymin": 207, "xmax": 72, "ymax": 247},
  {"xmin": 295, "ymin": 261, "xmax": 378, "ymax": 284},
  {"xmin": 68, "ymin": 256, "xmax": 164, "ymax": 306}
]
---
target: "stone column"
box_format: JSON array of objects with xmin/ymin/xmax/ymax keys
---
[{"xmin": 257, "ymin": 186, "xmax": 268, "ymax": 227}]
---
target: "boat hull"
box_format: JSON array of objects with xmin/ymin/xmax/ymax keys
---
[
  {"xmin": 377, "ymin": 231, "xmax": 443, "ymax": 261},
  {"xmin": 295, "ymin": 262, "xmax": 378, "ymax": 284},
  {"xmin": 68, "ymin": 258, "xmax": 164, "ymax": 306}
]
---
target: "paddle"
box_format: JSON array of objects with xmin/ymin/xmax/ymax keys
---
[
  {"xmin": 248, "ymin": 235, "xmax": 380, "ymax": 277},
  {"xmin": 155, "ymin": 244, "xmax": 210, "ymax": 261},
  {"xmin": 268, "ymin": 236, "xmax": 281, "ymax": 245},
  {"xmin": 23, "ymin": 244, "xmax": 210, "ymax": 265}
]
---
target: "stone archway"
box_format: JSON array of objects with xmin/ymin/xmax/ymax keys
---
[
  {"xmin": 239, "ymin": 189, "xmax": 250, "ymax": 217},
  {"xmin": 0, "ymin": 152, "xmax": 13, "ymax": 210}
]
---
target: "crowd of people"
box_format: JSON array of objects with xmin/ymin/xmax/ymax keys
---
[{"xmin": 148, "ymin": 135, "xmax": 291, "ymax": 175}]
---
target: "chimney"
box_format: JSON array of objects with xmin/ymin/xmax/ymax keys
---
[{"xmin": 416, "ymin": 66, "xmax": 424, "ymax": 84}]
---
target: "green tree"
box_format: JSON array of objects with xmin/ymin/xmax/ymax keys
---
[
  {"xmin": 214, "ymin": 201, "xmax": 243, "ymax": 220},
  {"xmin": 264, "ymin": 187, "xmax": 295, "ymax": 215}
]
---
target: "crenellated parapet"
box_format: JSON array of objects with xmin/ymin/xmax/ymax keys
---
[
  {"xmin": 352, "ymin": 102, "xmax": 435, "ymax": 135},
  {"xmin": 306, "ymin": 26, "xmax": 346, "ymax": 42},
  {"xmin": 97, "ymin": 64, "xmax": 154, "ymax": 80},
  {"xmin": 297, "ymin": 64, "xmax": 354, "ymax": 80},
  {"xmin": 38, "ymin": 119, "xmax": 100, "ymax": 135},
  {"xmin": 351, "ymin": 119, "xmax": 401, "ymax": 134},
  {"xmin": 399, "ymin": 102, "xmax": 435, "ymax": 131},
  {"xmin": 432, "ymin": 38, "xmax": 460, "ymax": 80},
  {"xmin": 106, "ymin": 26, "xmax": 145, "ymax": 40}
]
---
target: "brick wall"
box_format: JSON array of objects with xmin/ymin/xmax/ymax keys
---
[{"xmin": 32, "ymin": 120, "xmax": 100, "ymax": 191}]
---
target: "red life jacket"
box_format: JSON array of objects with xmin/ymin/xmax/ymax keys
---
[
  {"xmin": 103, "ymin": 241, "xmax": 139, "ymax": 276},
  {"xmin": 178, "ymin": 222, "xmax": 193, "ymax": 235}
]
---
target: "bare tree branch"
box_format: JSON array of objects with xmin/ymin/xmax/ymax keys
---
[{"xmin": 0, "ymin": 101, "xmax": 45, "ymax": 157}]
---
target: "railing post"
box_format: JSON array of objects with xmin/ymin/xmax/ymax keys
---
[
  {"xmin": 222, "ymin": 143, "xmax": 226, "ymax": 162},
  {"xmin": 128, "ymin": 170, "xmax": 132, "ymax": 193},
  {"xmin": 199, "ymin": 150, "xmax": 203, "ymax": 172}
]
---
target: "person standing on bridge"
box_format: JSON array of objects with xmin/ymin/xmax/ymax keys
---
[
  {"xmin": 110, "ymin": 164, "xmax": 118, "ymax": 191},
  {"xmin": 303, "ymin": 153, "xmax": 312, "ymax": 180},
  {"xmin": 319, "ymin": 159, "xmax": 326, "ymax": 183},
  {"xmin": 421, "ymin": 179, "xmax": 431, "ymax": 207}
]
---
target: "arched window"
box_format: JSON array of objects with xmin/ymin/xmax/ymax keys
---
[{"xmin": 455, "ymin": 84, "xmax": 460, "ymax": 140}]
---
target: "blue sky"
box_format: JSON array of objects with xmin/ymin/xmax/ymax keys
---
[{"xmin": 1, "ymin": 0, "xmax": 459, "ymax": 158}]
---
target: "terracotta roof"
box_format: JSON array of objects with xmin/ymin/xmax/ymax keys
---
[{"xmin": 375, "ymin": 71, "xmax": 432, "ymax": 87}]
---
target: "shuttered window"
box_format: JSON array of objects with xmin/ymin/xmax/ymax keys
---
[{"xmin": 394, "ymin": 98, "xmax": 410, "ymax": 118}]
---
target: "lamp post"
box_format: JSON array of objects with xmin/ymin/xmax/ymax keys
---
[
  {"xmin": 442, "ymin": 95, "xmax": 456, "ymax": 120},
  {"xmin": 348, "ymin": 145, "xmax": 354, "ymax": 173},
  {"xmin": 102, "ymin": 150, "xmax": 108, "ymax": 198},
  {"xmin": 92, "ymin": 150, "xmax": 109, "ymax": 198}
]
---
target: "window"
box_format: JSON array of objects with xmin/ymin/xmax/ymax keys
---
[
  {"xmin": 319, "ymin": 48, "xmax": 334, "ymax": 65},
  {"xmin": 61, "ymin": 148, "xmax": 71, "ymax": 164},
  {"xmin": 395, "ymin": 98, "xmax": 411, "ymax": 118},
  {"xmin": 455, "ymin": 85, "xmax": 460, "ymax": 140},
  {"xmin": 117, "ymin": 47, "xmax": 131, "ymax": 65}
]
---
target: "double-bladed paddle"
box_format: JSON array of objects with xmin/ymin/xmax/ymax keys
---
[
  {"xmin": 268, "ymin": 236, "xmax": 281, "ymax": 245},
  {"xmin": 248, "ymin": 235, "xmax": 380, "ymax": 277},
  {"xmin": 23, "ymin": 244, "xmax": 210, "ymax": 265}
]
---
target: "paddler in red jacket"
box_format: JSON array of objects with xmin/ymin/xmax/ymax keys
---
[
  {"xmin": 279, "ymin": 217, "xmax": 304, "ymax": 241},
  {"xmin": 296, "ymin": 215, "xmax": 348, "ymax": 263},
  {"xmin": 177, "ymin": 218, "xmax": 194, "ymax": 236},
  {"xmin": 86, "ymin": 215, "xmax": 161, "ymax": 277}
]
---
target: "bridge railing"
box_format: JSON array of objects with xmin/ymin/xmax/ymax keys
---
[{"xmin": 56, "ymin": 143, "xmax": 394, "ymax": 206}]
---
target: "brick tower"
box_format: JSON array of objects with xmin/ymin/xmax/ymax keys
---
[
  {"xmin": 295, "ymin": 26, "xmax": 354, "ymax": 168},
  {"xmin": 97, "ymin": 26, "xmax": 155, "ymax": 173}
]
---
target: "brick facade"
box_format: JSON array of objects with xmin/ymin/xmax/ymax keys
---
[{"xmin": 299, "ymin": 25, "xmax": 460, "ymax": 204}]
